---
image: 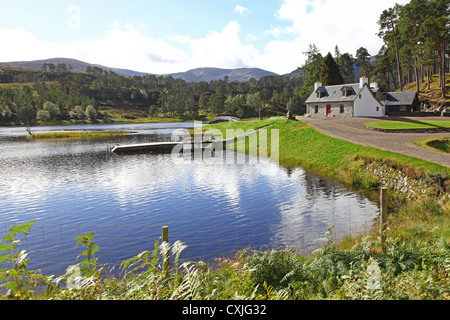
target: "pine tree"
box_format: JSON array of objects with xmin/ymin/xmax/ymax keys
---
[
  {"xmin": 320, "ymin": 52, "xmax": 344, "ymax": 86},
  {"xmin": 355, "ymin": 47, "xmax": 373, "ymax": 80},
  {"xmin": 298, "ymin": 44, "xmax": 324, "ymax": 101}
]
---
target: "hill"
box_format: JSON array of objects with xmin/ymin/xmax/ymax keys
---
[
  {"xmin": 0, "ymin": 58, "xmax": 280, "ymax": 82},
  {"xmin": 168, "ymin": 67, "xmax": 278, "ymax": 82},
  {"xmin": 0, "ymin": 57, "xmax": 149, "ymax": 78},
  {"xmin": 401, "ymin": 73, "xmax": 449, "ymax": 107}
]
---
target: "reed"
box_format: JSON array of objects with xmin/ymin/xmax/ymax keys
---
[{"xmin": 26, "ymin": 130, "xmax": 132, "ymax": 140}]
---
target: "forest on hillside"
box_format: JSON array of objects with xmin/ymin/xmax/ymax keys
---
[
  {"xmin": 0, "ymin": 66, "xmax": 304, "ymax": 125},
  {"xmin": 0, "ymin": 0, "xmax": 448, "ymax": 126}
]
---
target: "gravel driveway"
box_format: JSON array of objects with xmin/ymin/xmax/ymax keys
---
[{"xmin": 301, "ymin": 116, "xmax": 450, "ymax": 168}]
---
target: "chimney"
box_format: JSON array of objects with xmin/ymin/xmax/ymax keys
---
[
  {"xmin": 370, "ymin": 82, "xmax": 379, "ymax": 90},
  {"xmin": 359, "ymin": 77, "xmax": 368, "ymax": 88},
  {"xmin": 314, "ymin": 81, "xmax": 322, "ymax": 91}
]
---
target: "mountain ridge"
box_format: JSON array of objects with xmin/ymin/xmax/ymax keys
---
[{"xmin": 0, "ymin": 57, "xmax": 283, "ymax": 82}]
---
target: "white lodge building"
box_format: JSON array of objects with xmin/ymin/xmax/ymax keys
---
[{"xmin": 305, "ymin": 77, "xmax": 385, "ymax": 117}]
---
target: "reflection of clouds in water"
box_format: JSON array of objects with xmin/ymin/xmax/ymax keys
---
[
  {"xmin": 192, "ymin": 163, "xmax": 242, "ymax": 207},
  {"xmin": 0, "ymin": 130, "xmax": 380, "ymax": 269},
  {"xmin": 268, "ymin": 169, "xmax": 379, "ymax": 253}
]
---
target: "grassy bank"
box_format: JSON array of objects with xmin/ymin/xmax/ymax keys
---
[
  {"xmin": 206, "ymin": 120, "xmax": 448, "ymax": 187},
  {"xmin": 2, "ymin": 120, "xmax": 449, "ymax": 300},
  {"xmin": 414, "ymin": 137, "xmax": 450, "ymax": 154},
  {"xmin": 26, "ymin": 130, "xmax": 132, "ymax": 140}
]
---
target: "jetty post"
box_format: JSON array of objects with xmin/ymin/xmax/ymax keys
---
[{"xmin": 162, "ymin": 226, "xmax": 170, "ymax": 273}]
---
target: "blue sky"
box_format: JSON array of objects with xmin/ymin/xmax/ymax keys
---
[{"xmin": 0, "ymin": 0, "xmax": 409, "ymax": 74}]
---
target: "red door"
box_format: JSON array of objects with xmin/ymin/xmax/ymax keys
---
[{"xmin": 326, "ymin": 105, "xmax": 331, "ymax": 115}]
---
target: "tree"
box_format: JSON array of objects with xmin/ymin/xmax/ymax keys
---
[
  {"xmin": 0, "ymin": 104, "xmax": 13, "ymax": 123},
  {"xmin": 48, "ymin": 64, "xmax": 56, "ymax": 73},
  {"xmin": 36, "ymin": 109, "xmax": 50, "ymax": 122},
  {"xmin": 70, "ymin": 105, "xmax": 87, "ymax": 120},
  {"xmin": 299, "ymin": 44, "xmax": 324, "ymax": 101},
  {"xmin": 85, "ymin": 105, "xmax": 97, "ymax": 121},
  {"xmin": 378, "ymin": 6, "xmax": 403, "ymax": 91},
  {"xmin": 247, "ymin": 92, "xmax": 263, "ymax": 119},
  {"xmin": 337, "ymin": 53, "xmax": 356, "ymax": 84},
  {"xmin": 374, "ymin": 46, "xmax": 395, "ymax": 91},
  {"xmin": 210, "ymin": 93, "xmax": 226, "ymax": 115},
  {"xmin": 320, "ymin": 52, "xmax": 344, "ymax": 86},
  {"xmin": 286, "ymin": 95, "xmax": 304, "ymax": 115},
  {"xmin": 397, "ymin": 0, "xmax": 428, "ymax": 94},
  {"xmin": 148, "ymin": 105, "xmax": 159, "ymax": 117},
  {"xmin": 17, "ymin": 105, "xmax": 35, "ymax": 126},
  {"xmin": 355, "ymin": 47, "xmax": 373, "ymax": 80},
  {"xmin": 43, "ymin": 101, "xmax": 60, "ymax": 119},
  {"xmin": 424, "ymin": 0, "xmax": 449, "ymax": 99}
]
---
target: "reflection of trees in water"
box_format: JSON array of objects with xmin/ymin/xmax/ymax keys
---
[
  {"xmin": 284, "ymin": 165, "xmax": 376, "ymax": 209},
  {"xmin": 276, "ymin": 165, "xmax": 379, "ymax": 253}
]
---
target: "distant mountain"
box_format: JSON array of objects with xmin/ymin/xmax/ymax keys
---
[
  {"xmin": 168, "ymin": 67, "xmax": 278, "ymax": 82},
  {"xmin": 0, "ymin": 57, "xmax": 150, "ymax": 78},
  {"xmin": 0, "ymin": 58, "xmax": 280, "ymax": 82}
]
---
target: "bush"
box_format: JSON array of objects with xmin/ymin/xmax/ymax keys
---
[{"xmin": 36, "ymin": 110, "xmax": 51, "ymax": 122}]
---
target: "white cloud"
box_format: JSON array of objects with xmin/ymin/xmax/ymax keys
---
[
  {"xmin": 265, "ymin": 0, "xmax": 411, "ymax": 70},
  {"xmin": 234, "ymin": 5, "xmax": 250, "ymax": 15},
  {"xmin": 170, "ymin": 35, "xmax": 192, "ymax": 45},
  {"xmin": 0, "ymin": 28, "xmax": 61, "ymax": 62},
  {"xmin": 189, "ymin": 21, "xmax": 260, "ymax": 69},
  {"xmin": 0, "ymin": 21, "xmax": 264, "ymax": 74},
  {"xmin": 0, "ymin": 1, "xmax": 412, "ymax": 76},
  {"xmin": 0, "ymin": 23, "xmax": 192, "ymax": 74}
]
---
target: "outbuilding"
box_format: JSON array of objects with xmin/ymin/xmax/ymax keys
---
[{"xmin": 380, "ymin": 91, "xmax": 420, "ymax": 115}]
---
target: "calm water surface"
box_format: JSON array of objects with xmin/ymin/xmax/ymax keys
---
[{"xmin": 0, "ymin": 122, "xmax": 379, "ymax": 275}]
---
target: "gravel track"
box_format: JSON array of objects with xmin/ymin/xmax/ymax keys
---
[{"xmin": 301, "ymin": 116, "xmax": 450, "ymax": 168}]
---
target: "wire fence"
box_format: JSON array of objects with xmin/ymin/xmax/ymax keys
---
[{"xmin": 1, "ymin": 179, "xmax": 448, "ymax": 277}]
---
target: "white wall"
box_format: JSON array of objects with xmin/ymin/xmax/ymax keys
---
[{"xmin": 353, "ymin": 85, "xmax": 384, "ymax": 117}]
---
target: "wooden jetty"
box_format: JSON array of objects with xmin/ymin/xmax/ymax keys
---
[{"xmin": 110, "ymin": 140, "xmax": 228, "ymax": 154}]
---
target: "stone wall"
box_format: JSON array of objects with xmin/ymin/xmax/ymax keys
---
[
  {"xmin": 306, "ymin": 102, "xmax": 353, "ymax": 117},
  {"xmin": 365, "ymin": 162, "xmax": 430, "ymax": 200}
]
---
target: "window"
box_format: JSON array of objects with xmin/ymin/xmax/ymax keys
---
[
  {"xmin": 316, "ymin": 88, "xmax": 326, "ymax": 98},
  {"xmin": 399, "ymin": 106, "xmax": 407, "ymax": 112},
  {"xmin": 376, "ymin": 106, "xmax": 379, "ymax": 112},
  {"xmin": 314, "ymin": 105, "xmax": 318, "ymax": 113},
  {"xmin": 340, "ymin": 105, "xmax": 344, "ymax": 113}
]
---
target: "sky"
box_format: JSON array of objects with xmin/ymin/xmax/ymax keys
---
[{"xmin": 0, "ymin": 0, "xmax": 410, "ymax": 75}]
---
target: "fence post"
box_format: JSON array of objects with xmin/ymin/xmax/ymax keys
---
[
  {"xmin": 380, "ymin": 187, "xmax": 388, "ymax": 251},
  {"xmin": 162, "ymin": 226, "xmax": 170, "ymax": 273}
]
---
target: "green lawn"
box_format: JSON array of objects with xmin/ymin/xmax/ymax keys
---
[
  {"xmin": 414, "ymin": 137, "xmax": 450, "ymax": 154},
  {"xmin": 366, "ymin": 120, "xmax": 450, "ymax": 130}
]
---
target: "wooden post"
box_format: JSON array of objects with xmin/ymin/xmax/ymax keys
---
[
  {"xmin": 380, "ymin": 187, "xmax": 388, "ymax": 251},
  {"xmin": 162, "ymin": 226, "xmax": 170, "ymax": 273}
]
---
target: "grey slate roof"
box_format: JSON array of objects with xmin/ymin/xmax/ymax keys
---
[
  {"xmin": 305, "ymin": 83, "xmax": 363, "ymax": 104},
  {"xmin": 381, "ymin": 91, "xmax": 418, "ymax": 106}
]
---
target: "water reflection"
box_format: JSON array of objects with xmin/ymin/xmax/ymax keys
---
[{"xmin": 0, "ymin": 122, "xmax": 379, "ymax": 275}]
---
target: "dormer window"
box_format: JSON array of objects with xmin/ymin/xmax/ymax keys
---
[
  {"xmin": 316, "ymin": 87, "xmax": 326, "ymax": 98},
  {"xmin": 341, "ymin": 86, "xmax": 352, "ymax": 97}
]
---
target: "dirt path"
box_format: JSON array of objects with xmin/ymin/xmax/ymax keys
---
[{"xmin": 301, "ymin": 116, "xmax": 450, "ymax": 168}]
